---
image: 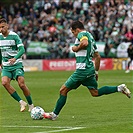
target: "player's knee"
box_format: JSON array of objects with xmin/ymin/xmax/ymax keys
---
[
  {"xmin": 60, "ymin": 87, "xmax": 67, "ymax": 95},
  {"xmin": 2, "ymin": 80, "xmax": 9, "ymax": 87},
  {"xmin": 89, "ymin": 89, "xmax": 98, "ymax": 97},
  {"xmin": 60, "ymin": 85, "xmax": 70, "ymax": 96}
]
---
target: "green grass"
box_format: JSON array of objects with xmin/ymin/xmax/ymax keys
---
[{"xmin": 0, "ymin": 70, "xmax": 132, "ymax": 133}]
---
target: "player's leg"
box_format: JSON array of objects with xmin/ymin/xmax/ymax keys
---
[
  {"xmin": 44, "ymin": 73, "xmax": 81, "ymax": 120},
  {"xmin": 128, "ymin": 59, "xmax": 132, "ymax": 69},
  {"xmin": 2, "ymin": 76, "xmax": 22, "ymax": 101},
  {"xmin": 17, "ymin": 76, "xmax": 34, "ymax": 112},
  {"xmin": 84, "ymin": 75, "xmax": 131, "ymax": 98},
  {"xmin": 53, "ymin": 85, "xmax": 71, "ymax": 115},
  {"xmin": 44, "ymin": 85, "xmax": 72, "ymax": 120},
  {"xmin": 94, "ymin": 84, "xmax": 131, "ymax": 98},
  {"xmin": 125, "ymin": 58, "xmax": 132, "ymax": 73},
  {"xmin": 1, "ymin": 70, "xmax": 26, "ymax": 112},
  {"xmin": 15, "ymin": 68, "xmax": 34, "ymax": 112},
  {"xmin": 90, "ymin": 86, "xmax": 118, "ymax": 97}
]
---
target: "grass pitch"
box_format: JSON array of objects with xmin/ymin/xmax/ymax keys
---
[{"xmin": 0, "ymin": 70, "xmax": 132, "ymax": 133}]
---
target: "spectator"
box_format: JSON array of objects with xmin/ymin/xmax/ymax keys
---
[
  {"xmin": 125, "ymin": 28, "xmax": 133, "ymax": 44},
  {"xmin": 37, "ymin": 27, "xmax": 45, "ymax": 41},
  {"xmin": 1, "ymin": 0, "xmax": 133, "ymax": 59},
  {"xmin": 125, "ymin": 44, "xmax": 133, "ymax": 73}
]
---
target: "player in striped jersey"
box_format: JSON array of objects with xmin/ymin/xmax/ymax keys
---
[
  {"xmin": 43, "ymin": 20, "xmax": 131, "ymax": 120},
  {"xmin": 0, "ymin": 18, "xmax": 34, "ymax": 112}
]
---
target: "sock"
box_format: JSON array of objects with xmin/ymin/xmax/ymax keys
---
[
  {"xmin": 11, "ymin": 91, "xmax": 21, "ymax": 102},
  {"xmin": 53, "ymin": 94, "xmax": 67, "ymax": 115},
  {"xmin": 25, "ymin": 95, "xmax": 33, "ymax": 105},
  {"xmin": 98, "ymin": 86, "xmax": 118, "ymax": 96}
]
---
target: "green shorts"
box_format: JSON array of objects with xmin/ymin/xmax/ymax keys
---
[
  {"xmin": 1, "ymin": 68, "xmax": 24, "ymax": 80},
  {"xmin": 65, "ymin": 70, "xmax": 98, "ymax": 90}
]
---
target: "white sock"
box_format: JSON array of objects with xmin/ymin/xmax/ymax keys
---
[
  {"xmin": 19, "ymin": 100, "xmax": 23, "ymax": 104},
  {"xmin": 117, "ymin": 85, "xmax": 123, "ymax": 92},
  {"xmin": 52, "ymin": 112, "xmax": 57, "ymax": 117}
]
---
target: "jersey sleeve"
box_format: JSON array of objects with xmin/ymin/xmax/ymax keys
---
[
  {"xmin": 77, "ymin": 33, "xmax": 87, "ymax": 42},
  {"xmin": 78, "ymin": 31, "xmax": 99, "ymax": 54},
  {"xmin": 14, "ymin": 46, "xmax": 25, "ymax": 59},
  {"xmin": 14, "ymin": 34, "xmax": 25, "ymax": 59},
  {"xmin": 15, "ymin": 34, "xmax": 23, "ymax": 46}
]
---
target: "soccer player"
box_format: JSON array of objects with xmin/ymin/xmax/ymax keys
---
[
  {"xmin": 43, "ymin": 21, "xmax": 131, "ymax": 120},
  {"xmin": 125, "ymin": 44, "xmax": 133, "ymax": 73},
  {"xmin": 0, "ymin": 18, "xmax": 34, "ymax": 112}
]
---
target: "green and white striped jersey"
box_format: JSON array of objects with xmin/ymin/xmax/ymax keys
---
[
  {"xmin": 74, "ymin": 31, "xmax": 98, "ymax": 70},
  {"xmin": 0, "ymin": 31, "xmax": 25, "ymax": 71}
]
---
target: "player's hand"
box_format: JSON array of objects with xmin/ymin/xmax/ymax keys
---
[
  {"xmin": 72, "ymin": 46, "xmax": 79, "ymax": 52},
  {"xmin": 8, "ymin": 58, "xmax": 16, "ymax": 65}
]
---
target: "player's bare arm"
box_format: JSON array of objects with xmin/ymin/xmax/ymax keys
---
[
  {"xmin": 93, "ymin": 52, "xmax": 101, "ymax": 81},
  {"xmin": 72, "ymin": 38, "xmax": 88, "ymax": 52},
  {"xmin": 93, "ymin": 52, "xmax": 101, "ymax": 71}
]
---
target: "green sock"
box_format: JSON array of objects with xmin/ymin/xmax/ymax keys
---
[
  {"xmin": 11, "ymin": 91, "xmax": 21, "ymax": 102},
  {"xmin": 53, "ymin": 94, "xmax": 67, "ymax": 115},
  {"xmin": 25, "ymin": 95, "xmax": 33, "ymax": 105},
  {"xmin": 98, "ymin": 86, "xmax": 118, "ymax": 96}
]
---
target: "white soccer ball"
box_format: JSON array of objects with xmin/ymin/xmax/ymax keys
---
[{"xmin": 30, "ymin": 106, "xmax": 45, "ymax": 120}]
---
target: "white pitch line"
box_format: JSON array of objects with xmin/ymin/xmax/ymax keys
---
[
  {"xmin": 3, "ymin": 125, "xmax": 85, "ymax": 133},
  {"xmin": 34, "ymin": 127, "xmax": 85, "ymax": 133},
  {"xmin": 2, "ymin": 125, "xmax": 83, "ymax": 129}
]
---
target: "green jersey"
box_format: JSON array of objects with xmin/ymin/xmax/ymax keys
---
[
  {"xmin": 0, "ymin": 31, "xmax": 25, "ymax": 71},
  {"xmin": 74, "ymin": 31, "xmax": 97, "ymax": 71},
  {"xmin": 65, "ymin": 31, "xmax": 98, "ymax": 89}
]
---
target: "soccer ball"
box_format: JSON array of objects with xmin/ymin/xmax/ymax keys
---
[{"xmin": 30, "ymin": 106, "xmax": 45, "ymax": 120}]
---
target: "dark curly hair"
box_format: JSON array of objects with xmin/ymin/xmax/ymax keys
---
[{"xmin": 71, "ymin": 21, "xmax": 84, "ymax": 30}]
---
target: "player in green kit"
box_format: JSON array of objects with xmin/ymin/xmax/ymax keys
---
[
  {"xmin": 0, "ymin": 18, "xmax": 34, "ymax": 112},
  {"xmin": 43, "ymin": 20, "xmax": 131, "ymax": 120}
]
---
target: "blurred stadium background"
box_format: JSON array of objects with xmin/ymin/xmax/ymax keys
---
[
  {"xmin": 0, "ymin": 0, "xmax": 132, "ymax": 71},
  {"xmin": 0, "ymin": 1, "xmax": 132, "ymax": 133}
]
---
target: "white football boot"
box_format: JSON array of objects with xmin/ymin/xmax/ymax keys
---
[
  {"xmin": 118, "ymin": 84, "xmax": 131, "ymax": 98},
  {"xmin": 125, "ymin": 70, "xmax": 130, "ymax": 73},
  {"xmin": 43, "ymin": 112, "xmax": 58, "ymax": 120},
  {"xmin": 28, "ymin": 104, "xmax": 34, "ymax": 112},
  {"xmin": 20, "ymin": 100, "xmax": 27, "ymax": 112}
]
